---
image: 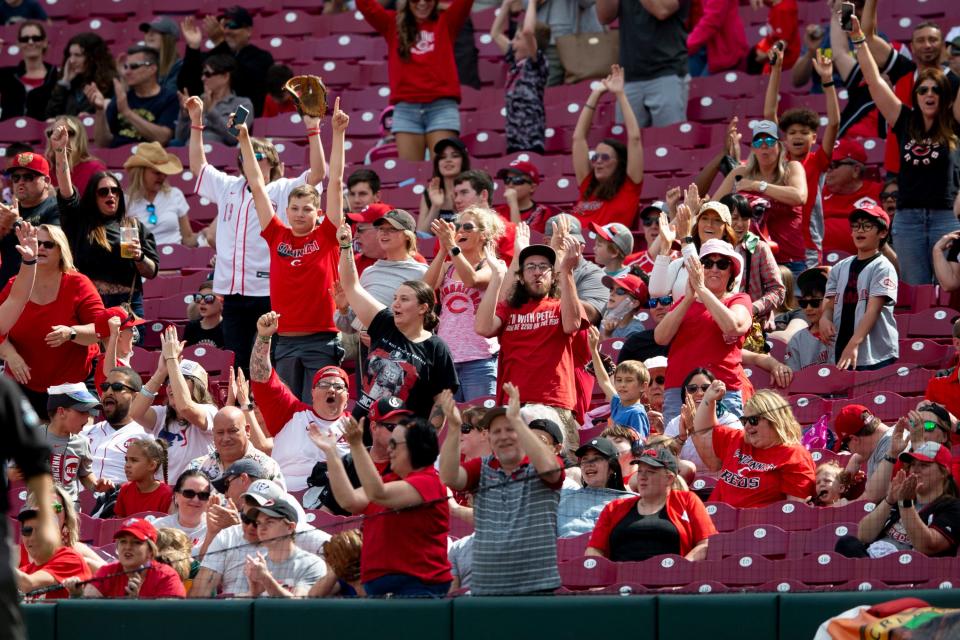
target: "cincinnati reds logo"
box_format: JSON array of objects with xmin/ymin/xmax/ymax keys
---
[
  {"xmin": 17, "ymin": 153, "xmax": 33, "ymax": 166},
  {"xmin": 387, "ymin": 396, "xmax": 402, "ymax": 409},
  {"xmin": 291, "ymin": 259, "xmax": 302, "ymax": 267},
  {"xmin": 445, "ymin": 292, "xmax": 472, "ymax": 314}
]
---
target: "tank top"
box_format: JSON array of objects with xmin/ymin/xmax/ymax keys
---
[
  {"xmin": 437, "ymin": 264, "xmax": 499, "ymax": 363},
  {"xmin": 743, "ymin": 189, "xmax": 806, "ymax": 263}
]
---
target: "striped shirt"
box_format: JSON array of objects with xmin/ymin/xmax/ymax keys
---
[{"xmin": 464, "ymin": 455, "xmax": 564, "ymax": 595}]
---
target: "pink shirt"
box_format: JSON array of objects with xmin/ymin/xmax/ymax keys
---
[{"xmin": 437, "ymin": 265, "xmax": 498, "ymax": 363}]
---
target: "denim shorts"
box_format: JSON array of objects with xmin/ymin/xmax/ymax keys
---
[{"xmin": 392, "ymin": 98, "xmax": 461, "ymax": 135}]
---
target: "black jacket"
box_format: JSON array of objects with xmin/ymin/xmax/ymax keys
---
[{"xmin": 0, "ymin": 61, "xmax": 58, "ymax": 121}]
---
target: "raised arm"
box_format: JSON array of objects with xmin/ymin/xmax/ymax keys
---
[
  {"xmin": 505, "ymin": 382, "xmax": 563, "ymax": 482},
  {"xmin": 858, "ymin": 0, "xmax": 893, "ymax": 66},
  {"xmin": 129, "ymin": 350, "xmax": 164, "ymax": 429},
  {"xmin": 572, "ymin": 85, "xmax": 606, "ymax": 184},
  {"xmin": 437, "ymin": 390, "xmax": 469, "ymax": 490},
  {"xmin": 347, "ymin": 418, "xmax": 423, "ymax": 508},
  {"xmin": 250, "ymin": 312, "xmax": 279, "ymax": 383},
  {"xmin": 813, "ymin": 50, "xmax": 841, "ymax": 151},
  {"xmin": 686, "ymin": 255, "xmax": 752, "ymax": 336},
  {"xmin": 763, "ymin": 44, "xmax": 785, "ymax": 123},
  {"xmin": 850, "ymin": 17, "xmax": 902, "ymax": 125},
  {"xmin": 49, "ymin": 126, "xmax": 74, "ymax": 199},
  {"xmin": 0, "ymin": 223, "xmax": 37, "ymax": 335},
  {"xmin": 691, "ymin": 380, "xmax": 725, "ymax": 472},
  {"xmin": 604, "ymin": 65, "xmax": 643, "ymax": 184},
  {"xmin": 556, "ymin": 236, "xmax": 586, "ymax": 334},
  {"xmin": 324, "ymin": 98, "xmax": 348, "ymax": 229},
  {"xmin": 587, "ymin": 326, "xmax": 615, "ymax": 402},
  {"xmin": 161, "ymin": 327, "xmax": 210, "ymax": 427},
  {"xmin": 236, "ymin": 123, "xmax": 276, "ymax": 232},
  {"xmin": 489, "ymin": 0, "xmax": 512, "ymax": 54},
  {"xmin": 308, "ymin": 424, "xmax": 369, "ymax": 513},
  {"xmin": 520, "ymin": 0, "xmax": 538, "ymax": 54},
  {"xmin": 184, "ymin": 96, "xmax": 208, "ymax": 177},
  {"xmin": 654, "ymin": 277, "xmax": 696, "ymax": 345},
  {"xmin": 475, "ymin": 245, "xmax": 506, "ymax": 337},
  {"xmin": 828, "ymin": 6, "xmax": 854, "ymax": 80},
  {"xmin": 336, "ymin": 223, "xmax": 385, "ymax": 328},
  {"xmin": 303, "ymin": 109, "xmax": 327, "ymax": 187}
]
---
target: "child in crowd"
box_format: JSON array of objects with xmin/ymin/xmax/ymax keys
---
[
  {"xmin": 490, "ymin": 0, "xmax": 550, "ymax": 153},
  {"xmin": 184, "ymin": 281, "xmax": 224, "ymax": 348},
  {"xmin": 810, "ymin": 460, "xmax": 849, "ymax": 507},
  {"xmin": 600, "ymin": 273, "xmax": 648, "ymax": 339},
  {"xmin": 785, "ymin": 266, "xmax": 831, "ymax": 371},
  {"xmin": 96, "ymin": 306, "xmax": 145, "ymax": 391},
  {"xmin": 821, "ymin": 203, "xmax": 899, "ymax": 371},
  {"xmin": 591, "ymin": 222, "xmax": 633, "ymax": 278},
  {"xmin": 494, "ymin": 160, "xmax": 558, "ymax": 234},
  {"xmin": 261, "ymin": 64, "xmax": 296, "ymax": 118},
  {"xmin": 113, "ymin": 437, "xmax": 172, "ymax": 518},
  {"xmin": 587, "ymin": 326, "xmax": 651, "ymax": 439}
]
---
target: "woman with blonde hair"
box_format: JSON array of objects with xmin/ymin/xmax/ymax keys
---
[
  {"xmin": 43, "ymin": 115, "xmax": 106, "ymax": 197},
  {"xmin": 140, "ymin": 17, "xmax": 182, "ymax": 94},
  {"xmin": 691, "ymin": 382, "xmax": 814, "ymax": 508},
  {"xmin": 0, "ymin": 223, "xmax": 104, "ymax": 418},
  {"xmin": 124, "ymin": 142, "xmax": 194, "ymax": 246},
  {"xmin": 424, "ymin": 205, "xmax": 505, "ymax": 401}
]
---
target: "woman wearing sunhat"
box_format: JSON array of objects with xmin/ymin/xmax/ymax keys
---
[
  {"xmin": 586, "ymin": 447, "xmax": 716, "ymax": 561},
  {"xmin": 124, "ymin": 142, "xmax": 194, "ymax": 247}
]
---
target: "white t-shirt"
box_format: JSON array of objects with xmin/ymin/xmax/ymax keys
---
[
  {"xmin": 81, "ymin": 420, "xmax": 149, "ymax": 482},
  {"xmin": 664, "ymin": 410, "xmax": 741, "ymax": 472},
  {"xmin": 150, "ymin": 405, "xmax": 217, "ymax": 484},
  {"xmin": 151, "ymin": 512, "xmax": 208, "ymax": 555},
  {"xmin": 825, "ymin": 254, "xmax": 900, "ymax": 367},
  {"xmin": 127, "ymin": 186, "xmax": 190, "ymax": 246},
  {"xmin": 272, "ymin": 413, "xmax": 350, "ymax": 492},
  {"xmin": 196, "ymin": 164, "xmax": 314, "ymax": 297}
]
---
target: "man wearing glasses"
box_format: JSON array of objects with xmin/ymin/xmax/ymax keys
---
[
  {"xmin": 820, "ymin": 139, "xmax": 882, "ymax": 255},
  {"xmin": 80, "ymin": 367, "xmax": 149, "ymax": 483},
  {"xmin": 0, "ymin": 152, "xmax": 58, "ymax": 288}
]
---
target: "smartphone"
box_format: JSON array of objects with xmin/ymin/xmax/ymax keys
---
[
  {"xmin": 228, "ymin": 105, "xmax": 250, "ymax": 137},
  {"xmin": 840, "ymin": 2, "xmax": 854, "ymax": 32}
]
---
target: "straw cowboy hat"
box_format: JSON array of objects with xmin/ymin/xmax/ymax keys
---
[{"xmin": 123, "ymin": 142, "xmax": 183, "ymax": 175}]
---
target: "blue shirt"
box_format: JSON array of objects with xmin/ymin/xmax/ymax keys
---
[{"xmin": 610, "ymin": 395, "xmax": 650, "ymax": 439}]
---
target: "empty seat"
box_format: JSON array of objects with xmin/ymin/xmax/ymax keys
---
[
  {"xmin": 559, "ymin": 556, "xmax": 618, "ymax": 590},
  {"xmin": 852, "ymin": 365, "xmax": 933, "ymax": 397},
  {"xmin": 736, "ymin": 500, "xmax": 820, "ymax": 531},
  {"xmin": 790, "ymin": 522, "xmax": 859, "ymax": 556},
  {"xmin": 786, "ymin": 552, "xmax": 858, "ymax": 586},
  {"xmin": 557, "ymin": 533, "xmax": 590, "ymax": 562},
  {"xmin": 616, "ymin": 554, "xmax": 695, "ymax": 588},
  {"xmin": 788, "ymin": 366, "xmax": 855, "ymax": 397},
  {"xmin": 900, "ymin": 308, "xmax": 959, "ymax": 339},
  {"xmin": 843, "ymin": 391, "xmax": 917, "ymax": 422},
  {"xmin": 789, "ymin": 394, "xmax": 832, "ymax": 426},
  {"xmin": 705, "ymin": 502, "xmax": 738, "ymax": 532},
  {"xmin": 699, "ymin": 554, "xmax": 776, "ymax": 586},
  {"xmin": 706, "ymin": 525, "xmax": 790, "ymax": 560}
]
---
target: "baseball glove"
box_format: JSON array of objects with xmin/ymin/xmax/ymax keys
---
[{"xmin": 283, "ymin": 75, "xmax": 328, "ymax": 119}]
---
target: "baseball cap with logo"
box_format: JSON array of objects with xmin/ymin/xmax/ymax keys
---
[
  {"xmin": 47, "ymin": 382, "xmax": 101, "ymax": 413},
  {"xmin": 114, "ymin": 517, "xmax": 158, "ymax": 543},
  {"xmin": 631, "ymin": 447, "xmax": 679, "ymax": 474},
  {"xmin": 312, "ymin": 365, "xmax": 349, "ymax": 390},
  {"xmin": 241, "ymin": 478, "xmax": 286, "ymax": 505},
  {"xmin": 369, "ymin": 396, "xmax": 412, "ymax": 423},
  {"xmin": 591, "ymin": 222, "xmax": 634, "ymax": 257},
  {"xmin": 94, "ymin": 306, "xmax": 147, "ymax": 339},
  {"xmin": 544, "ymin": 213, "xmax": 585, "ymax": 244},
  {"xmin": 832, "ymin": 138, "xmax": 867, "ymax": 164},
  {"xmin": 496, "ymin": 159, "xmax": 541, "ymax": 185},
  {"xmin": 347, "ymin": 202, "xmax": 394, "ymax": 225},
  {"xmin": 373, "ymin": 209, "xmax": 416, "ymax": 233},
  {"xmin": 213, "ymin": 458, "xmax": 268, "ymax": 493},
  {"xmin": 832, "ymin": 404, "xmax": 875, "ymax": 451},
  {"xmin": 179, "ymin": 359, "xmax": 208, "ymax": 390},
  {"xmin": 899, "ymin": 441, "xmax": 952, "ymax": 469},
  {"xmin": 251, "ymin": 496, "xmax": 299, "ymax": 523},
  {"xmin": 849, "ymin": 199, "xmax": 890, "ymax": 229},
  {"xmin": 5, "ymin": 152, "xmax": 50, "ymax": 178},
  {"xmin": 601, "ymin": 273, "xmax": 649, "ymax": 305}
]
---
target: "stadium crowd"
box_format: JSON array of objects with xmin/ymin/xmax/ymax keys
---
[{"xmin": 1, "ymin": 0, "xmax": 960, "ymax": 603}]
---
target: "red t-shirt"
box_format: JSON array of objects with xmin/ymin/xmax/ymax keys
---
[
  {"xmin": 21, "ymin": 546, "xmax": 92, "ymax": 600},
  {"xmin": 570, "ymin": 177, "xmax": 643, "ymax": 228},
  {"xmin": 114, "ymin": 482, "xmax": 174, "ymax": 517},
  {"xmin": 262, "ymin": 94, "xmax": 298, "ymax": 118},
  {"xmin": 0, "ymin": 271, "xmax": 104, "ymax": 392},
  {"xmin": 360, "ymin": 466, "xmax": 451, "ymax": 584},
  {"xmin": 755, "ymin": 0, "xmax": 800, "ymax": 71},
  {"xmin": 588, "ymin": 491, "xmax": 717, "ymax": 557},
  {"xmin": 709, "ymin": 424, "xmax": 816, "ymax": 508},
  {"xmin": 800, "ymin": 148, "xmax": 831, "ymax": 253},
  {"xmin": 495, "ymin": 297, "xmax": 586, "ymax": 410},
  {"xmin": 926, "ymin": 368, "xmax": 960, "ymax": 423},
  {"xmin": 821, "ymin": 180, "xmax": 882, "ymax": 255},
  {"xmin": 494, "ymin": 202, "xmax": 559, "ymax": 235},
  {"xmin": 261, "ymin": 214, "xmax": 339, "ymax": 334},
  {"xmin": 92, "ymin": 560, "xmax": 186, "ymax": 598},
  {"xmin": 742, "ymin": 189, "xmax": 805, "ymax": 263},
  {"xmin": 663, "ymin": 293, "xmax": 752, "ymax": 391},
  {"xmin": 356, "ymin": 0, "xmax": 472, "ymax": 104}
]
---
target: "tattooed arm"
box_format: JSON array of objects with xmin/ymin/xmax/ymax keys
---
[{"xmin": 251, "ymin": 311, "xmax": 279, "ymax": 382}]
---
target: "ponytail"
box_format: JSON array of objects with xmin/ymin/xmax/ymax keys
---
[{"xmin": 130, "ymin": 437, "xmax": 169, "ymax": 484}]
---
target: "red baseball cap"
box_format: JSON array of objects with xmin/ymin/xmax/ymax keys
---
[
  {"xmin": 496, "ymin": 159, "xmax": 540, "ymax": 185},
  {"xmin": 369, "ymin": 396, "xmax": 413, "ymax": 423},
  {"xmin": 95, "ymin": 307, "xmax": 147, "ymax": 339},
  {"xmin": 899, "ymin": 441, "xmax": 952, "ymax": 469},
  {"xmin": 114, "ymin": 517, "xmax": 158, "ymax": 543},
  {"xmin": 312, "ymin": 365, "xmax": 349, "ymax": 390},
  {"xmin": 601, "ymin": 273, "xmax": 649, "ymax": 306},
  {"xmin": 849, "ymin": 199, "xmax": 890, "ymax": 229},
  {"xmin": 5, "ymin": 152, "xmax": 50, "ymax": 179},
  {"xmin": 832, "ymin": 138, "xmax": 867, "ymax": 164},
  {"xmin": 347, "ymin": 202, "xmax": 393, "ymax": 224},
  {"xmin": 833, "ymin": 404, "xmax": 874, "ymax": 450}
]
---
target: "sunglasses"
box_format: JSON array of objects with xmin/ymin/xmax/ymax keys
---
[
  {"xmin": 45, "ymin": 127, "xmax": 76, "ymax": 139},
  {"xmin": 193, "ymin": 293, "xmax": 216, "ymax": 304},
  {"xmin": 96, "ymin": 186, "xmax": 121, "ymax": 198},
  {"xmin": 685, "ymin": 384, "xmax": 711, "ymax": 393},
  {"xmin": 752, "ymin": 136, "xmax": 778, "ymax": 149},
  {"xmin": 880, "ymin": 191, "xmax": 898, "ymax": 200},
  {"xmin": 641, "ymin": 216, "xmax": 659, "ymax": 227},
  {"xmin": 701, "ymin": 257, "xmax": 732, "ymax": 270},
  {"xmin": 99, "ymin": 381, "xmax": 136, "ymax": 393},
  {"xmin": 380, "ymin": 422, "xmax": 400, "ymax": 432},
  {"xmin": 240, "ymin": 512, "xmax": 258, "ymax": 526},
  {"xmin": 10, "ymin": 172, "xmax": 39, "ymax": 183},
  {"xmin": 201, "ymin": 70, "xmax": 224, "ymax": 78},
  {"xmin": 740, "ymin": 415, "xmax": 762, "ymax": 426},
  {"xmin": 223, "ymin": 20, "xmax": 243, "ymax": 29},
  {"xmin": 254, "ymin": 152, "xmax": 266, "ymax": 161},
  {"xmin": 916, "ymin": 85, "xmax": 942, "ymax": 96},
  {"xmin": 18, "ymin": 35, "xmax": 44, "ymax": 43},
  {"xmin": 613, "ymin": 287, "xmax": 637, "ymax": 297},
  {"xmin": 179, "ymin": 489, "xmax": 211, "ymax": 501},
  {"xmin": 798, "ymin": 297, "xmax": 822, "ymax": 309},
  {"xmin": 648, "ymin": 296, "xmax": 673, "ymax": 308},
  {"xmin": 21, "ymin": 526, "xmax": 36, "ymax": 537},
  {"xmin": 454, "ymin": 222, "xmax": 477, "ymax": 232},
  {"xmin": 38, "ymin": 240, "xmax": 57, "ymax": 250},
  {"xmin": 502, "ymin": 176, "xmax": 531, "ymax": 186},
  {"xmin": 850, "ymin": 221, "xmax": 878, "ymax": 232},
  {"xmin": 316, "ymin": 381, "xmax": 347, "ymax": 391},
  {"xmin": 829, "ymin": 160, "xmax": 859, "ymax": 170},
  {"xmin": 460, "ymin": 423, "xmax": 477, "ymax": 434},
  {"xmin": 652, "ymin": 375, "xmax": 666, "ymax": 385},
  {"xmin": 922, "ymin": 420, "xmax": 948, "ymax": 433},
  {"xmin": 123, "ymin": 61, "xmax": 153, "ymax": 71},
  {"xmin": 146, "ymin": 203, "xmax": 157, "ymax": 225},
  {"xmin": 590, "ymin": 152, "xmax": 614, "ymax": 164}
]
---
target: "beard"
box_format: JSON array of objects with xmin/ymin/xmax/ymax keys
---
[{"xmin": 103, "ymin": 402, "xmax": 129, "ymax": 426}]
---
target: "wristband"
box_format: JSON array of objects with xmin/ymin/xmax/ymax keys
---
[
  {"xmin": 139, "ymin": 387, "xmax": 157, "ymax": 399},
  {"xmin": 244, "ymin": 402, "xmax": 255, "ymax": 411},
  {"xmin": 850, "ymin": 37, "xmax": 866, "ymax": 46},
  {"xmin": 821, "ymin": 81, "xmax": 835, "ymax": 88},
  {"xmin": 257, "ymin": 335, "xmax": 272, "ymax": 344},
  {"xmin": 884, "ymin": 497, "xmax": 896, "ymax": 507},
  {"xmin": 583, "ymin": 103, "xmax": 595, "ymax": 110},
  {"xmin": 883, "ymin": 455, "xmax": 897, "ymax": 464},
  {"xmin": 307, "ymin": 131, "xmax": 320, "ymax": 138},
  {"xmin": 899, "ymin": 499, "xmax": 914, "ymax": 510},
  {"xmin": 21, "ymin": 258, "xmax": 37, "ymax": 265},
  {"xmin": 339, "ymin": 244, "xmax": 353, "ymax": 250},
  {"xmin": 682, "ymin": 236, "xmax": 695, "ymax": 244},
  {"xmin": 191, "ymin": 124, "xmax": 205, "ymax": 131}
]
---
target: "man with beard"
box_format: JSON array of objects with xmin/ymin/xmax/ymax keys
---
[
  {"xmin": 80, "ymin": 367, "xmax": 149, "ymax": 483},
  {"xmin": 0, "ymin": 152, "xmax": 59, "ymax": 288},
  {"xmin": 476, "ymin": 238, "xmax": 587, "ymax": 451},
  {"xmin": 250, "ymin": 314, "xmax": 351, "ymax": 492}
]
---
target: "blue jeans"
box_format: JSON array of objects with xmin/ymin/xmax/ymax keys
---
[
  {"xmin": 274, "ymin": 332, "xmax": 345, "ymax": 402},
  {"xmin": 392, "ymin": 99, "xmax": 460, "ymax": 135},
  {"xmin": 454, "ymin": 356, "xmax": 497, "ymax": 402},
  {"xmin": 663, "ymin": 387, "xmax": 744, "ymax": 425},
  {"xmin": 892, "ymin": 208, "xmax": 960, "ymax": 285},
  {"xmin": 363, "ymin": 573, "xmax": 451, "ymax": 597}
]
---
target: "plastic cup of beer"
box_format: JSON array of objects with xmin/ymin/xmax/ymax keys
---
[{"xmin": 120, "ymin": 226, "xmax": 138, "ymax": 259}]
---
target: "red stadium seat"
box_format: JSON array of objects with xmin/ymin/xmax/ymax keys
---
[
  {"xmin": 897, "ymin": 338, "xmax": 953, "ymax": 368},
  {"xmin": 557, "ymin": 533, "xmax": 590, "ymax": 562},
  {"xmin": 737, "ymin": 501, "xmax": 820, "ymax": 531},
  {"xmin": 790, "ymin": 522, "xmax": 859, "ymax": 556},
  {"xmin": 182, "ymin": 344, "xmax": 235, "ymax": 377},
  {"xmin": 786, "ymin": 552, "xmax": 857, "ymax": 586},
  {"xmin": 559, "ymin": 556, "xmax": 618, "ymax": 590},
  {"xmin": 818, "ymin": 500, "xmax": 877, "ymax": 526},
  {"xmin": 461, "ymin": 131, "xmax": 506, "ymax": 158},
  {"xmin": 0, "ymin": 116, "xmax": 46, "ymax": 144},
  {"xmin": 616, "ymin": 554, "xmax": 695, "ymax": 587},
  {"xmin": 706, "ymin": 525, "xmax": 790, "ymax": 560},
  {"xmin": 823, "ymin": 249, "xmax": 852, "ymax": 266},
  {"xmin": 756, "ymin": 579, "xmax": 813, "ymax": 594},
  {"xmin": 789, "ymin": 394, "xmax": 832, "ymax": 426},
  {"xmin": 156, "ymin": 245, "xmax": 215, "ymax": 272},
  {"xmin": 843, "ymin": 391, "xmax": 917, "ymax": 422},
  {"xmin": 700, "ymin": 554, "xmax": 776, "ymax": 586},
  {"xmin": 900, "ymin": 308, "xmax": 960, "ymax": 339},
  {"xmin": 704, "ymin": 502, "xmax": 738, "ymax": 532},
  {"xmin": 675, "ymin": 580, "xmax": 733, "ymax": 594},
  {"xmin": 788, "ymin": 366, "xmax": 855, "ymax": 397},
  {"xmin": 852, "ymin": 365, "xmax": 933, "ymax": 397},
  {"xmin": 143, "ymin": 294, "xmax": 191, "ymax": 322},
  {"xmin": 867, "ymin": 551, "xmax": 941, "ymax": 585}
]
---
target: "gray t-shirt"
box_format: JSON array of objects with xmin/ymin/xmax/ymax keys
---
[
  {"xmin": 152, "ymin": 513, "xmax": 208, "ymax": 555},
  {"xmin": 255, "ymin": 547, "xmax": 326, "ymax": 595},
  {"xmin": 43, "ymin": 428, "xmax": 92, "ymax": 503},
  {"xmin": 826, "ymin": 255, "xmax": 899, "ymax": 367},
  {"xmin": 785, "ymin": 328, "xmax": 833, "ymax": 372},
  {"xmin": 448, "ymin": 534, "xmax": 474, "ymax": 589},
  {"xmin": 867, "ymin": 430, "xmax": 893, "ymax": 478},
  {"xmin": 573, "ymin": 258, "xmax": 609, "ymax": 319}
]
